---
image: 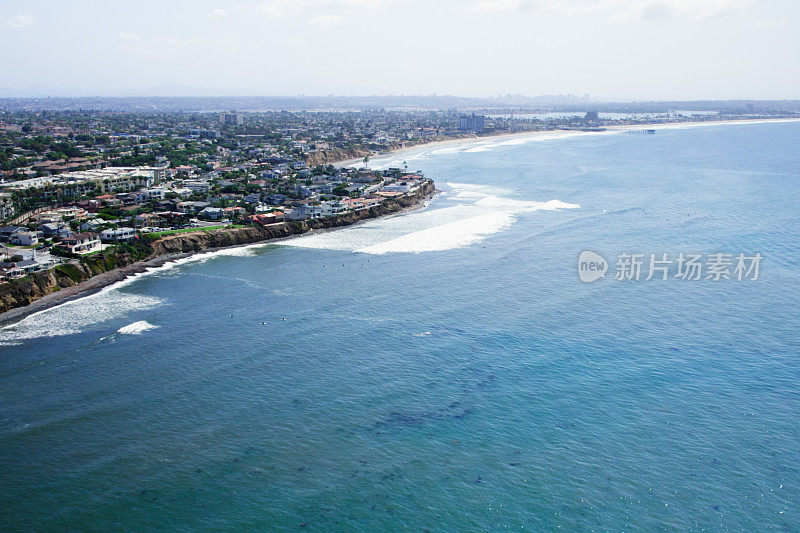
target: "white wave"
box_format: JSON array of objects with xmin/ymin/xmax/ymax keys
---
[
  {"xmin": 473, "ymin": 196, "xmax": 581, "ymax": 212},
  {"xmin": 0, "ymin": 245, "xmax": 260, "ymax": 345},
  {"xmin": 356, "ymin": 211, "xmax": 514, "ymax": 254},
  {"xmin": 536, "ymin": 199, "xmax": 582, "ymax": 210},
  {"xmin": 430, "ymin": 146, "xmax": 465, "ymax": 155},
  {"xmin": 447, "ymin": 181, "xmax": 516, "ymax": 196},
  {"xmin": 0, "ymin": 234, "xmax": 282, "ymax": 345},
  {"xmin": 356, "ymin": 119, "xmax": 800, "ymax": 170},
  {"xmin": 0, "ymin": 288, "xmax": 163, "ymax": 346},
  {"xmin": 117, "ymin": 320, "xmax": 159, "ymax": 335},
  {"xmin": 283, "ymin": 204, "xmax": 482, "ymax": 252},
  {"xmin": 280, "ymin": 182, "xmax": 579, "ymax": 255},
  {"xmin": 155, "ymin": 243, "xmax": 264, "ymax": 271},
  {"xmin": 464, "ymin": 146, "xmax": 491, "ymax": 153},
  {"xmin": 644, "ymin": 118, "xmax": 800, "ymax": 131}
]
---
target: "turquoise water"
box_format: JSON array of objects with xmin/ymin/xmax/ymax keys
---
[{"xmin": 2, "ymin": 122, "xmax": 799, "ymax": 530}]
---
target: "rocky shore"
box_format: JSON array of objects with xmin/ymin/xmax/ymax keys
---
[{"xmin": 0, "ymin": 180, "xmax": 436, "ymax": 325}]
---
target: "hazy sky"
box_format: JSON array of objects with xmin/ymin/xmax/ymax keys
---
[{"xmin": 1, "ymin": 0, "xmax": 797, "ymax": 99}]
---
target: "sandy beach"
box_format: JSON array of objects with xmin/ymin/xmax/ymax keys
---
[{"xmin": 334, "ymin": 117, "xmax": 800, "ymax": 168}]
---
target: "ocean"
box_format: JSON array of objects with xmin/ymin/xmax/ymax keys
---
[{"xmin": 2, "ymin": 121, "xmax": 799, "ymax": 530}]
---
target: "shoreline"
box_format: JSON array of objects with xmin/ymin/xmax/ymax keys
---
[
  {"xmin": 334, "ymin": 117, "xmax": 800, "ymax": 168},
  {"xmin": 2, "ymin": 117, "xmax": 797, "ymax": 328},
  {"xmin": 0, "ymin": 252, "xmax": 191, "ymax": 327},
  {"xmin": 0, "ymin": 183, "xmax": 439, "ymax": 328}
]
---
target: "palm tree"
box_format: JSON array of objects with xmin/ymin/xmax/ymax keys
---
[{"xmin": 363, "ymin": 155, "xmax": 369, "ymax": 169}]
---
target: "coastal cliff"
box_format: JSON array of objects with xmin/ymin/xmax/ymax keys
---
[
  {"xmin": 305, "ymin": 147, "xmax": 373, "ymax": 167},
  {"xmin": 0, "ymin": 252, "xmax": 139, "ymax": 314},
  {"xmin": 0, "ymin": 180, "xmax": 435, "ymax": 318},
  {"xmin": 150, "ymin": 180, "xmax": 435, "ymax": 255}
]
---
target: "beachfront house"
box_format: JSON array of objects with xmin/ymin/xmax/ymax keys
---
[
  {"xmin": 0, "ymin": 259, "xmax": 41, "ymax": 280},
  {"xmin": 321, "ymin": 200, "xmax": 349, "ymax": 216},
  {"xmin": 198, "ymin": 207, "xmax": 225, "ymax": 221},
  {"xmin": 177, "ymin": 201, "xmax": 210, "ymax": 214},
  {"xmin": 57, "ymin": 233, "xmax": 102, "ymax": 254},
  {"xmin": 100, "ymin": 227, "xmax": 136, "ymax": 242},
  {"xmin": 383, "ymin": 181, "xmax": 418, "ymax": 193}
]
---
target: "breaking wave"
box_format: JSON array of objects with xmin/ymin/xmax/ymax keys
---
[
  {"xmin": 117, "ymin": 321, "xmax": 159, "ymax": 335},
  {"xmin": 280, "ymin": 182, "xmax": 579, "ymax": 255},
  {"xmin": 0, "ymin": 288, "xmax": 163, "ymax": 346}
]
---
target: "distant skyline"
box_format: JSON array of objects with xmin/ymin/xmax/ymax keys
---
[{"xmin": 1, "ymin": 0, "xmax": 798, "ymax": 100}]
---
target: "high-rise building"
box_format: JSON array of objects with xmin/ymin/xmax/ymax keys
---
[
  {"xmin": 219, "ymin": 112, "xmax": 244, "ymax": 125},
  {"xmin": 459, "ymin": 114, "xmax": 485, "ymax": 133}
]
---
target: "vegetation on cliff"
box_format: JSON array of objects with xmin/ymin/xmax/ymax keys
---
[{"xmin": 0, "ymin": 181, "xmax": 435, "ymax": 316}]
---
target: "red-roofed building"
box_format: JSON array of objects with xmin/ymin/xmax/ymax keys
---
[{"xmin": 248, "ymin": 211, "xmax": 285, "ymax": 226}]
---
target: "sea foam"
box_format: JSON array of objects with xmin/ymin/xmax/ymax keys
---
[
  {"xmin": 280, "ymin": 182, "xmax": 579, "ymax": 255},
  {"xmin": 0, "ymin": 234, "xmax": 278, "ymax": 345},
  {"xmin": 117, "ymin": 321, "xmax": 159, "ymax": 335},
  {"xmin": 0, "ymin": 289, "xmax": 163, "ymax": 346}
]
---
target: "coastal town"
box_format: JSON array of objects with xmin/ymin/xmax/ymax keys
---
[
  {"xmin": 0, "ymin": 108, "xmax": 452, "ymax": 284},
  {"xmin": 1, "ymin": 100, "xmax": 797, "ymax": 286}
]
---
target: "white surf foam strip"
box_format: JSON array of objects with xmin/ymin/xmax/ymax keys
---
[
  {"xmin": 117, "ymin": 320, "xmax": 159, "ymax": 335},
  {"xmin": 635, "ymin": 118, "xmax": 800, "ymax": 131},
  {"xmin": 0, "ymin": 242, "xmax": 278, "ymax": 344},
  {"xmin": 280, "ymin": 183, "xmax": 580, "ymax": 255},
  {"xmin": 355, "ymin": 211, "xmax": 515, "ymax": 254},
  {"xmin": 359, "ymin": 130, "xmax": 603, "ymax": 170},
  {"xmin": 0, "ymin": 289, "xmax": 163, "ymax": 345},
  {"xmin": 353, "ymin": 118, "xmax": 800, "ymax": 170}
]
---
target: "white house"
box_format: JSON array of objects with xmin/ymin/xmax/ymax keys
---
[
  {"xmin": 59, "ymin": 233, "xmax": 102, "ymax": 254},
  {"xmin": 9, "ymin": 231, "xmax": 38, "ymax": 246},
  {"xmin": 321, "ymin": 200, "xmax": 349, "ymax": 215},
  {"xmin": 171, "ymin": 187, "xmax": 193, "ymax": 199},
  {"xmin": 383, "ymin": 181, "xmax": 418, "ymax": 193},
  {"xmin": 100, "ymin": 227, "xmax": 136, "ymax": 242},
  {"xmin": 141, "ymin": 187, "xmax": 169, "ymax": 201},
  {"xmin": 0, "ymin": 192, "xmax": 15, "ymax": 221},
  {"xmin": 79, "ymin": 218, "xmax": 104, "ymax": 232},
  {"xmin": 198, "ymin": 207, "xmax": 225, "ymax": 220}
]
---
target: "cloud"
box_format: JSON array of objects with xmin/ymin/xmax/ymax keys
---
[
  {"xmin": 471, "ymin": 0, "xmax": 532, "ymax": 13},
  {"xmin": 610, "ymin": 0, "xmax": 758, "ymax": 20},
  {"xmin": 470, "ymin": 0, "xmax": 760, "ymax": 20},
  {"xmin": 563, "ymin": 0, "xmax": 759, "ymax": 21},
  {"xmin": 309, "ymin": 14, "xmax": 345, "ymax": 26},
  {"xmin": 255, "ymin": 0, "xmax": 395, "ymax": 18},
  {"xmin": 119, "ymin": 32, "xmax": 141, "ymax": 41},
  {"xmin": 255, "ymin": 0, "xmax": 300, "ymax": 17},
  {"xmin": 179, "ymin": 35, "xmax": 241, "ymax": 48},
  {"xmin": 754, "ymin": 16, "xmax": 786, "ymax": 29},
  {"xmin": 208, "ymin": 8, "xmax": 228, "ymax": 19},
  {"xmin": 0, "ymin": 13, "xmax": 34, "ymax": 29}
]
